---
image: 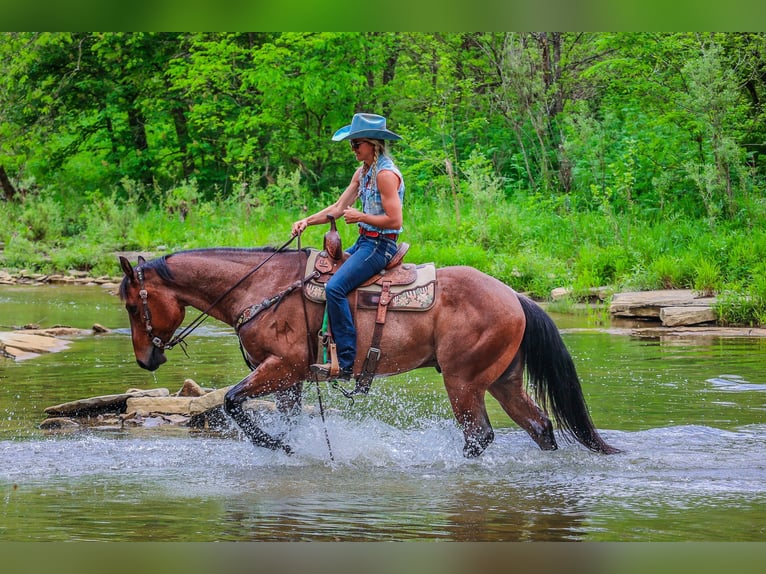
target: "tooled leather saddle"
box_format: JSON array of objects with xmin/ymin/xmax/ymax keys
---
[
  {"xmin": 303, "ymin": 216, "xmax": 436, "ymax": 396},
  {"xmin": 303, "ymin": 216, "xmax": 436, "ymax": 311}
]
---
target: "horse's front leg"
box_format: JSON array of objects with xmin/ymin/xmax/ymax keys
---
[
  {"xmin": 274, "ymin": 383, "xmax": 303, "ymax": 418},
  {"xmin": 223, "ymin": 356, "xmax": 299, "ymax": 454}
]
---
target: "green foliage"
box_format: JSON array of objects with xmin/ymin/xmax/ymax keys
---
[
  {"xmin": 2, "ymin": 32, "xmax": 766, "ymax": 326},
  {"xmin": 2, "ymin": 236, "xmax": 42, "ymax": 269},
  {"xmin": 163, "ymin": 179, "xmax": 201, "ymax": 222},
  {"xmin": 16, "ymin": 193, "xmax": 64, "ymax": 242},
  {"xmin": 693, "ymin": 259, "xmax": 722, "ymax": 297}
]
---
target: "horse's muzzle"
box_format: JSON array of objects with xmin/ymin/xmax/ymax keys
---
[{"xmin": 136, "ymin": 347, "xmax": 167, "ymax": 371}]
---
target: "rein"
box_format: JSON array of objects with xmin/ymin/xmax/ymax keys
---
[
  {"xmin": 136, "ymin": 232, "xmax": 336, "ymax": 462},
  {"xmin": 136, "ymin": 235, "xmax": 298, "ymax": 352}
]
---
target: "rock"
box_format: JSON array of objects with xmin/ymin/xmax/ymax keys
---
[
  {"xmin": 67, "ymin": 269, "xmax": 90, "ymax": 278},
  {"xmin": 629, "ymin": 326, "xmax": 766, "ymax": 338},
  {"xmin": 25, "ymin": 327, "xmax": 85, "ymax": 337},
  {"xmin": 551, "ymin": 287, "xmax": 570, "ymax": 300},
  {"xmin": 44, "ymin": 388, "xmax": 170, "ymax": 416},
  {"xmin": 126, "ymin": 396, "xmax": 194, "ymax": 416},
  {"xmin": 551, "ymin": 286, "xmax": 611, "ymax": 301},
  {"xmin": 42, "ymin": 381, "xmax": 325, "ymax": 433},
  {"xmin": 160, "ymin": 414, "xmax": 190, "ymax": 425},
  {"xmin": 0, "ymin": 342, "xmax": 13, "ymax": 360},
  {"xmin": 0, "ymin": 331, "xmax": 71, "ymax": 355},
  {"xmin": 177, "ymin": 378, "xmax": 205, "ymax": 397},
  {"xmin": 189, "ymin": 385, "xmax": 233, "ymax": 415},
  {"xmin": 660, "ymin": 306, "xmax": 717, "ymax": 327},
  {"xmin": 39, "ymin": 417, "xmax": 81, "ymax": 430},
  {"xmin": 92, "ymin": 323, "xmax": 110, "ymax": 333},
  {"xmin": 610, "ymin": 290, "xmax": 717, "ymax": 320}
]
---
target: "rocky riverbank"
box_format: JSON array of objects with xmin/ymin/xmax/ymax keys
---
[
  {"xmin": 0, "ymin": 268, "xmax": 121, "ymax": 288},
  {"xmin": 0, "ymin": 325, "xmax": 110, "ymax": 360},
  {"xmin": 4, "ymin": 275, "xmax": 764, "ymax": 432},
  {"xmin": 40, "ymin": 378, "xmax": 320, "ymax": 434}
]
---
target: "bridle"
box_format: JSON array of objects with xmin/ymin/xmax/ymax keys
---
[
  {"xmin": 135, "ymin": 265, "xmax": 181, "ymax": 352},
  {"xmin": 131, "ymin": 232, "xmax": 335, "ymax": 462},
  {"xmin": 133, "ymin": 235, "xmax": 300, "ymax": 353}
]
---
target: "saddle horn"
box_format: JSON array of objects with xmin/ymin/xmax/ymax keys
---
[{"xmin": 323, "ymin": 215, "xmax": 343, "ymax": 261}]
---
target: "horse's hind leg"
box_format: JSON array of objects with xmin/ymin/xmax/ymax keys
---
[
  {"xmin": 443, "ymin": 378, "xmax": 495, "ymax": 458},
  {"xmin": 488, "ymin": 354, "xmax": 557, "ymax": 451}
]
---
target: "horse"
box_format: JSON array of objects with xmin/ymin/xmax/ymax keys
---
[{"xmin": 118, "ymin": 245, "xmax": 620, "ymax": 458}]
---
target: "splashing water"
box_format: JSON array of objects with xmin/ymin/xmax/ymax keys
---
[{"xmin": 1, "ymin": 285, "xmax": 765, "ymax": 541}]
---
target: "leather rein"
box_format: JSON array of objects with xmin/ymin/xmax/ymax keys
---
[{"xmin": 135, "ymin": 235, "xmax": 304, "ymax": 353}]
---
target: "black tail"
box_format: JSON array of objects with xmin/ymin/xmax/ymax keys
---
[{"xmin": 518, "ymin": 294, "xmax": 621, "ymax": 454}]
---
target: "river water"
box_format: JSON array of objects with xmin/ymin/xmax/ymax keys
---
[{"xmin": 1, "ymin": 284, "xmax": 764, "ymax": 541}]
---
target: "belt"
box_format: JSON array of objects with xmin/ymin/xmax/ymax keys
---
[{"xmin": 359, "ymin": 227, "xmax": 398, "ymax": 241}]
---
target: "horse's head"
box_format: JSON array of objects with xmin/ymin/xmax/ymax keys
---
[{"xmin": 119, "ymin": 255, "xmax": 185, "ymax": 371}]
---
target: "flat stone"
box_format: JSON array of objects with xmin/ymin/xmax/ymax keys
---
[
  {"xmin": 0, "ymin": 331, "xmax": 71, "ymax": 355},
  {"xmin": 242, "ymin": 399, "xmax": 278, "ymax": 413},
  {"xmin": 610, "ymin": 290, "xmax": 716, "ymax": 319},
  {"xmin": 632, "ymin": 326, "xmax": 766, "ymax": 338},
  {"xmin": 551, "ymin": 286, "xmax": 611, "ymax": 301},
  {"xmin": 160, "ymin": 414, "xmax": 190, "ymax": 425},
  {"xmin": 660, "ymin": 306, "xmax": 717, "ymax": 327},
  {"xmin": 189, "ymin": 386, "xmax": 233, "ymax": 415},
  {"xmin": 44, "ymin": 388, "xmax": 170, "ymax": 416},
  {"xmin": 24, "ymin": 327, "xmax": 87, "ymax": 337},
  {"xmin": 126, "ymin": 396, "xmax": 194, "ymax": 416}
]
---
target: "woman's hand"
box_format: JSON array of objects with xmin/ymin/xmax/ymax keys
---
[
  {"xmin": 342, "ymin": 207, "xmax": 364, "ymax": 224},
  {"xmin": 292, "ymin": 218, "xmax": 308, "ymax": 236}
]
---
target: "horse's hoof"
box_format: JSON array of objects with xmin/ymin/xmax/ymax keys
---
[
  {"xmin": 536, "ymin": 433, "xmax": 558, "ymax": 451},
  {"xmin": 463, "ymin": 430, "xmax": 494, "ymax": 458},
  {"xmin": 463, "ymin": 444, "xmax": 483, "ymax": 458}
]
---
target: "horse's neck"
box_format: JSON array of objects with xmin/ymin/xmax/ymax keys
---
[{"xmin": 169, "ymin": 252, "xmax": 298, "ymax": 324}]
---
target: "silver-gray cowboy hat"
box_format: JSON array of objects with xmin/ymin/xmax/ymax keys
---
[{"xmin": 331, "ymin": 113, "xmax": 402, "ymax": 141}]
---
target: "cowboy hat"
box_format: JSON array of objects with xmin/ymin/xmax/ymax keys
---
[{"xmin": 331, "ymin": 113, "xmax": 402, "ymax": 141}]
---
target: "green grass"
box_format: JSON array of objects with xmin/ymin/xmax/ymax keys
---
[{"xmin": 1, "ymin": 182, "xmax": 765, "ymax": 326}]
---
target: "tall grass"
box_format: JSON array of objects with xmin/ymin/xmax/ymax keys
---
[{"xmin": 1, "ymin": 171, "xmax": 765, "ymax": 326}]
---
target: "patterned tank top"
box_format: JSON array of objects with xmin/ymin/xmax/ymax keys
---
[{"xmin": 358, "ymin": 154, "xmax": 405, "ymax": 235}]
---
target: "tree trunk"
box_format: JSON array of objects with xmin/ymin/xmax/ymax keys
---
[
  {"xmin": 0, "ymin": 165, "xmax": 18, "ymax": 200},
  {"xmin": 171, "ymin": 105, "xmax": 194, "ymax": 179},
  {"xmin": 127, "ymin": 106, "xmax": 153, "ymax": 187}
]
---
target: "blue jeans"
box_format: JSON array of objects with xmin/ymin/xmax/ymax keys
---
[{"xmin": 325, "ymin": 235, "xmax": 398, "ymax": 371}]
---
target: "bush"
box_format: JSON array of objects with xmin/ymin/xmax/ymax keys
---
[
  {"xmin": 2, "ymin": 236, "xmax": 44, "ymax": 270},
  {"xmin": 20, "ymin": 193, "xmax": 64, "ymax": 242}
]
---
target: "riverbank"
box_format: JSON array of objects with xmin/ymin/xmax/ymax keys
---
[
  {"xmin": 0, "ymin": 268, "xmax": 121, "ymax": 288},
  {"xmin": 0, "ymin": 325, "xmax": 110, "ymax": 360}
]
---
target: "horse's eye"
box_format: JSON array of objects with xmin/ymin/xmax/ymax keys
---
[{"xmin": 126, "ymin": 304, "xmax": 138, "ymax": 315}]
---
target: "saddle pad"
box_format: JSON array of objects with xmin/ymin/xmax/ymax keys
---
[{"xmin": 303, "ymin": 249, "xmax": 437, "ymax": 311}]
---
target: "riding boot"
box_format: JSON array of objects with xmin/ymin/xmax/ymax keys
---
[{"xmin": 310, "ymin": 363, "xmax": 353, "ymax": 382}]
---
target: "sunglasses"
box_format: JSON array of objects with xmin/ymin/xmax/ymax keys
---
[{"xmin": 350, "ymin": 140, "xmax": 369, "ymax": 150}]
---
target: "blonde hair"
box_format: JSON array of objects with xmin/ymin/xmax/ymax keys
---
[{"xmin": 359, "ymin": 139, "xmax": 389, "ymax": 194}]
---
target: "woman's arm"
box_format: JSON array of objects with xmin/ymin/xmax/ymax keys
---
[
  {"xmin": 292, "ymin": 168, "xmax": 362, "ymax": 235},
  {"xmin": 342, "ymin": 169, "xmax": 402, "ymax": 230}
]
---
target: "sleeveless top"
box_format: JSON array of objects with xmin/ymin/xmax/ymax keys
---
[{"xmin": 358, "ymin": 154, "xmax": 405, "ymax": 235}]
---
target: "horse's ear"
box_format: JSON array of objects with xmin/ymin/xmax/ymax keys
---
[
  {"xmin": 137, "ymin": 255, "xmax": 147, "ymax": 265},
  {"xmin": 119, "ymin": 256, "xmax": 135, "ymax": 281}
]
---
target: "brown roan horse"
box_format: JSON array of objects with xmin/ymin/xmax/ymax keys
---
[{"xmin": 118, "ymin": 245, "xmax": 620, "ymax": 458}]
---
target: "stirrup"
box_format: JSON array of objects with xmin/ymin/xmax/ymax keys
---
[{"xmin": 310, "ymin": 362, "xmax": 351, "ymax": 381}]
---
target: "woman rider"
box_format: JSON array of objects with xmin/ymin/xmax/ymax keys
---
[{"xmin": 291, "ymin": 113, "xmax": 405, "ymax": 381}]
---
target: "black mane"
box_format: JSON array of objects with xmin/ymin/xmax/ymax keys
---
[{"xmin": 119, "ymin": 246, "xmax": 309, "ymax": 299}]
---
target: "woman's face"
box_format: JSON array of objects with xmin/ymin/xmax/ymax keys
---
[{"xmin": 350, "ymin": 139, "xmax": 375, "ymax": 164}]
